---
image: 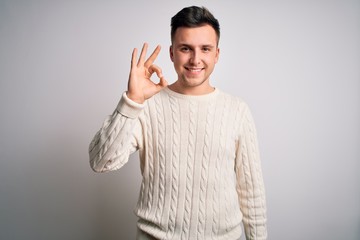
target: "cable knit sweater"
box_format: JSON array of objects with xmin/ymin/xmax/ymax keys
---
[{"xmin": 89, "ymin": 87, "xmax": 267, "ymax": 240}]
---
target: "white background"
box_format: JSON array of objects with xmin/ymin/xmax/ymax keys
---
[{"xmin": 0, "ymin": 0, "xmax": 359, "ymax": 239}]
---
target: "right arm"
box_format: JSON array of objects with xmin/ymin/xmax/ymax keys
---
[
  {"xmin": 89, "ymin": 93, "xmax": 144, "ymax": 172},
  {"xmin": 89, "ymin": 43, "xmax": 167, "ymax": 172}
]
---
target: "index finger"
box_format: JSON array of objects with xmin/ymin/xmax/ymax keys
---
[{"xmin": 144, "ymin": 45, "xmax": 161, "ymax": 68}]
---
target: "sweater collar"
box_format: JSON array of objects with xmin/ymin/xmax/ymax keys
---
[{"xmin": 163, "ymin": 86, "xmax": 220, "ymax": 101}]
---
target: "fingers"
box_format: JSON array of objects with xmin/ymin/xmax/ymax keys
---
[
  {"xmin": 148, "ymin": 64, "xmax": 163, "ymax": 79},
  {"xmin": 131, "ymin": 48, "xmax": 138, "ymax": 68},
  {"xmin": 148, "ymin": 64, "xmax": 168, "ymax": 89},
  {"xmin": 158, "ymin": 76, "xmax": 168, "ymax": 87},
  {"xmin": 144, "ymin": 45, "xmax": 161, "ymax": 68},
  {"xmin": 150, "ymin": 76, "xmax": 167, "ymax": 95},
  {"xmin": 154, "ymin": 77, "xmax": 168, "ymax": 94},
  {"xmin": 133, "ymin": 43, "xmax": 161, "ymax": 68},
  {"xmin": 138, "ymin": 43, "xmax": 148, "ymax": 66}
]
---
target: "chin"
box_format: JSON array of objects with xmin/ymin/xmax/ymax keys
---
[{"xmin": 182, "ymin": 78, "xmax": 208, "ymax": 88}]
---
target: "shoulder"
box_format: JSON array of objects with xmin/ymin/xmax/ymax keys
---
[{"xmin": 216, "ymin": 89, "xmax": 250, "ymax": 112}]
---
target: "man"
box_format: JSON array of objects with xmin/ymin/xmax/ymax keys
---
[{"xmin": 89, "ymin": 6, "xmax": 267, "ymax": 240}]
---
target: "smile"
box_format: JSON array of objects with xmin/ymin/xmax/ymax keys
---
[{"xmin": 185, "ymin": 67, "xmax": 204, "ymax": 72}]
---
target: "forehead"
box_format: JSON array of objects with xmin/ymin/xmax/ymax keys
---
[{"xmin": 172, "ymin": 24, "xmax": 218, "ymax": 46}]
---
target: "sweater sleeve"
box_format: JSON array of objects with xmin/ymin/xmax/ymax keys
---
[
  {"xmin": 89, "ymin": 92, "xmax": 144, "ymax": 173},
  {"xmin": 235, "ymin": 104, "xmax": 267, "ymax": 240}
]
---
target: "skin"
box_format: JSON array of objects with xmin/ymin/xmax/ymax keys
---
[
  {"xmin": 126, "ymin": 43, "xmax": 168, "ymax": 104},
  {"xmin": 169, "ymin": 24, "xmax": 219, "ymax": 95},
  {"xmin": 127, "ymin": 24, "xmax": 219, "ymax": 103}
]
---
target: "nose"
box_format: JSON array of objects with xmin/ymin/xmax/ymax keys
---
[{"xmin": 190, "ymin": 49, "xmax": 200, "ymax": 65}]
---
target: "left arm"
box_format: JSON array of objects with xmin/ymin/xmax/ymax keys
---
[{"xmin": 235, "ymin": 105, "xmax": 267, "ymax": 240}]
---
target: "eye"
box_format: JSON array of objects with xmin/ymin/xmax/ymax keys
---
[
  {"xmin": 180, "ymin": 47, "xmax": 190, "ymax": 52},
  {"xmin": 202, "ymin": 47, "xmax": 211, "ymax": 52}
]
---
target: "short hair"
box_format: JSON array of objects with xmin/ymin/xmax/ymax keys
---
[{"xmin": 171, "ymin": 6, "xmax": 220, "ymax": 45}]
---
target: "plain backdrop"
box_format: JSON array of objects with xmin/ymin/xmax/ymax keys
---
[{"xmin": 0, "ymin": 0, "xmax": 359, "ymax": 239}]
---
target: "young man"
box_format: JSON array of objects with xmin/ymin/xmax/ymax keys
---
[{"xmin": 89, "ymin": 6, "xmax": 267, "ymax": 240}]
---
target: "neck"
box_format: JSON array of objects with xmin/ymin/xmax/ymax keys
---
[{"xmin": 168, "ymin": 81, "xmax": 215, "ymax": 96}]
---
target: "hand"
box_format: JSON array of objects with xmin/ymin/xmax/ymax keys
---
[{"xmin": 127, "ymin": 43, "xmax": 168, "ymax": 104}]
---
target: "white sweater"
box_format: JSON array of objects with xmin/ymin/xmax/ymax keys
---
[{"xmin": 89, "ymin": 87, "xmax": 267, "ymax": 240}]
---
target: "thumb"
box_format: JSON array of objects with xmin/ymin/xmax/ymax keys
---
[
  {"xmin": 159, "ymin": 76, "xmax": 168, "ymax": 87},
  {"xmin": 154, "ymin": 77, "xmax": 168, "ymax": 93}
]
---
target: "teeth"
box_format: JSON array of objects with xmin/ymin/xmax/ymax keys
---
[{"xmin": 187, "ymin": 68, "xmax": 202, "ymax": 72}]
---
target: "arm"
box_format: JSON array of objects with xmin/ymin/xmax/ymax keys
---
[
  {"xmin": 89, "ymin": 43, "xmax": 167, "ymax": 172},
  {"xmin": 88, "ymin": 93, "xmax": 144, "ymax": 172},
  {"xmin": 235, "ymin": 105, "xmax": 267, "ymax": 240}
]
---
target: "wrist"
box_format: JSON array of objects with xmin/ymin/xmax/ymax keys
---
[
  {"xmin": 126, "ymin": 91, "xmax": 145, "ymax": 104},
  {"xmin": 117, "ymin": 92, "xmax": 144, "ymax": 118}
]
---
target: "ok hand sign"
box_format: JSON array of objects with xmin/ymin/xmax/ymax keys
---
[{"xmin": 127, "ymin": 43, "xmax": 168, "ymax": 104}]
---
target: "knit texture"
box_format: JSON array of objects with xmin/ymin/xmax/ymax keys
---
[{"xmin": 89, "ymin": 87, "xmax": 267, "ymax": 240}]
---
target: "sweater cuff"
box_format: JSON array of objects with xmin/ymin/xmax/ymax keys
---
[{"xmin": 116, "ymin": 92, "xmax": 144, "ymax": 118}]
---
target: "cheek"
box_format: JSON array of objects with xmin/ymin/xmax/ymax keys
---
[
  {"xmin": 206, "ymin": 55, "xmax": 218, "ymax": 65},
  {"xmin": 173, "ymin": 54, "xmax": 187, "ymax": 65}
]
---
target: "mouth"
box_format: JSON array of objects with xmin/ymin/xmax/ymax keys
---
[{"xmin": 185, "ymin": 67, "xmax": 204, "ymax": 73}]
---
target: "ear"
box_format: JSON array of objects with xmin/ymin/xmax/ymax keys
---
[
  {"xmin": 215, "ymin": 47, "xmax": 220, "ymax": 63},
  {"xmin": 169, "ymin": 45, "xmax": 174, "ymax": 62}
]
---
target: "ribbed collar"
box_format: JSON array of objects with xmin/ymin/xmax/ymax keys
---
[{"xmin": 163, "ymin": 86, "xmax": 220, "ymax": 101}]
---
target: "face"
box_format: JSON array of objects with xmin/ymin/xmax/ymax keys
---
[{"xmin": 170, "ymin": 24, "xmax": 219, "ymax": 93}]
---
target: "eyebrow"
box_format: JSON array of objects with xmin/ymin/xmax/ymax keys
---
[{"xmin": 177, "ymin": 43, "xmax": 216, "ymax": 49}]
